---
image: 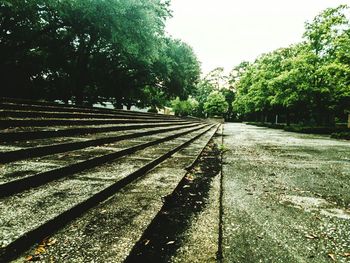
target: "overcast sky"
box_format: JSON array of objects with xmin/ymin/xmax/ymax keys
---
[{"xmin": 166, "ymin": 0, "xmax": 349, "ymax": 74}]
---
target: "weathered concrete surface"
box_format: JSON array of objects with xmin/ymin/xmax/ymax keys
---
[
  {"xmin": 222, "ymin": 123, "xmax": 350, "ymax": 263},
  {"xmin": 170, "ymin": 131, "xmax": 223, "ymax": 263},
  {"xmin": 0, "ymin": 126, "xmax": 210, "ymax": 250},
  {"xmin": 13, "ymin": 126, "xmax": 218, "ymax": 262}
]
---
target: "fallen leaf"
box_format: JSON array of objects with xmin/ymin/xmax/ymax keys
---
[
  {"xmin": 34, "ymin": 245, "xmax": 46, "ymax": 255},
  {"xmin": 25, "ymin": 255, "xmax": 33, "ymax": 261},
  {"xmin": 185, "ymin": 175, "xmax": 194, "ymax": 181},
  {"xmin": 328, "ymin": 253, "xmax": 336, "ymax": 261},
  {"xmin": 47, "ymin": 238, "xmax": 57, "ymax": 246},
  {"xmin": 144, "ymin": 239, "xmax": 150, "ymax": 246},
  {"xmin": 166, "ymin": 241, "xmax": 175, "ymax": 245},
  {"xmin": 305, "ymin": 234, "xmax": 318, "ymax": 239},
  {"xmin": 34, "ymin": 250, "xmax": 46, "ymax": 255}
]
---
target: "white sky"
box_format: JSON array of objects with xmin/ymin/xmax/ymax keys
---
[{"xmin": 166, "ymin": 0, "xmax": 349, "ymax": 74}]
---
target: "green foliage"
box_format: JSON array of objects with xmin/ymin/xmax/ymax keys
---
[
  {"xmin": 162, "ymin": 39, "xmax": 201, "ymax": 99},
  {"xmin": 331, "ymin": 132, "xmax": 350, "ymax": 140},
  {"xmin": 0, "ymin": 0, "xmax": 200, "ymax": 108},
  {"xmin": 232, "ymin": 5, "xmax": 350, "ymax": 126},
  {"xmin": 171, "ymin": 96, "xmax": 199, "ymax": 117},
  {"xmin": 204, "ymin": 91, "xmax": 228, "ymax": 117}
]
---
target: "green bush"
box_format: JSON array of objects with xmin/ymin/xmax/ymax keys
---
[
  {"xmin": 283, "ymin": 125, "xmax": 339, "ymax": 134},
  {"xmin": 245, "ymin": 122, "xmax": 285, "ymax": 129},
  {"xmin": 331, "ymin": 132, "xmax": 350, "ymax": 140},
  {"xmin": 246, "ymin": 122, "xmax": 350, "ymax": 136}
]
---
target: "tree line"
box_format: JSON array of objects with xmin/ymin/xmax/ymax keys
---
[
  {"xmin": 0, "ymin": 0, "xmax": 200, "ymax": 109},
  {"xmin": 231, "ymin": 5, "xmax": 350, "ymax": 126},
  {"xmin": 170, "ymin": 67, "xmax": 235, "ymax": 119}
]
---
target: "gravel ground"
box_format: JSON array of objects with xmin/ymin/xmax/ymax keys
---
[{"xmin": 222, "ymin": 123, "xmax": 350, "ymax": 263}]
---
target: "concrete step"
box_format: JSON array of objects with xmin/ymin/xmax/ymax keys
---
[
  {"xmin": 0, "ymin": 109, "xmax": 179, "ymax": 120},
  {"xmin": 0, "ymin": 117, "xmax": 187, "ymax": 129},
  {"xmin": 0, "ymin": 122, "xmax": 193, "ymax": 142},
  {"xmin": 0, "ymin": 98, "xmax": 172, "ymax": 118},
  {"xmin": 0, "ymin": 123, "xmax": 200, "ymax": 162},
  {"xmin": 12, "ymin": 126, "xmax": 219, "ymax": 263},
  {"xmin": 0, "ymin": 125, "xmax": 217, "ymax": 262},
  {"xmin": 0, "ymin": 125, "xmax": 209, "ymax": 197}
]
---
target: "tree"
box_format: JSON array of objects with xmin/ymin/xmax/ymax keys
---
[
  {"xmin": 1, "ymin": 0, "xmax": 188, "ymax": 108},
  {"xmin": 204, "ymin": 67, "xmax": 228, "ymax": 90},
  {"xmin": 162, "ymin": 38, "xmax": 201, "ymax": 99},
  {"xmin": 204, "ymin": 91, "xmax": 228, "ymax": 117},
  {"xmin": 232, "ymin": 5, "xmax": 350, "ymax": 126},
  {"xmin": 222, "ymin": 88, "xmax": 236, "ymax": 121},
  {"xmin": 303, "ymin": 5, "xmax": 349, "ymax": 125}
]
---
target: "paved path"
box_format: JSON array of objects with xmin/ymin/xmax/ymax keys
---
[{"xmin": 222, "ymin": 123, "xmax": 350, "ymax": 263}]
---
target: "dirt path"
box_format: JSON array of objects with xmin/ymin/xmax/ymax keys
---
[{"xmin": 222, "ymin": 123, "xmax": 350, "ymax": 263}]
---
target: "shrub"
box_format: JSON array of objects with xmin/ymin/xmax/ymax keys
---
[{"xmin": 331, "ymin": 132, "xmax": 350, "ymax": 140}]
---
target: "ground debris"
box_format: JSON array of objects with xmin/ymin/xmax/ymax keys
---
[
  {"xmin": 305, "ymin": 233, "xmax": 318, "ymax": 240},
  {"xmin": 328, "ymin": 253, "xmax": 336, "ymax": 261}
]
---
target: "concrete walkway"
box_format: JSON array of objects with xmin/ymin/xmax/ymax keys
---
[{"xmin": 222, "ymin": 123, "xmax": 350, "ymax": 263}]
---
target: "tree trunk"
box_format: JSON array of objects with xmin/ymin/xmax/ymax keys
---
[
  {"xmin": 73, "ymin": 35, "xmax": 94, "ymax": 105},
  {"xmin": 286, "ymin": 111, "xmax": 290, "ymax": 126},
  {"xmin": 114, "ymin": 97, "xmax": 123, "ymax": 109}
]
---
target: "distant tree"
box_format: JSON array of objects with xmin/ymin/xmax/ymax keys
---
[
  {"xmin": 222, "ymin": 88, "xmax": 236, "ymax": 121},
  {"xmin": 187, "ymin": 96, "xmax": 200, "ymax": 116},
  {"xmin": 204, "ymin": 67, "xmax": 228, "ymax": 90},
  {"xmin": 232, "ymin": 5, "xmax": 350, "ymax": 126},
  {"xmin": 204, "ymin": 91, "xmax": 228, "ymax": 117},
  {"xmin": 192, "ymin": 79, "xmax": 215, "ymax": 117}
]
